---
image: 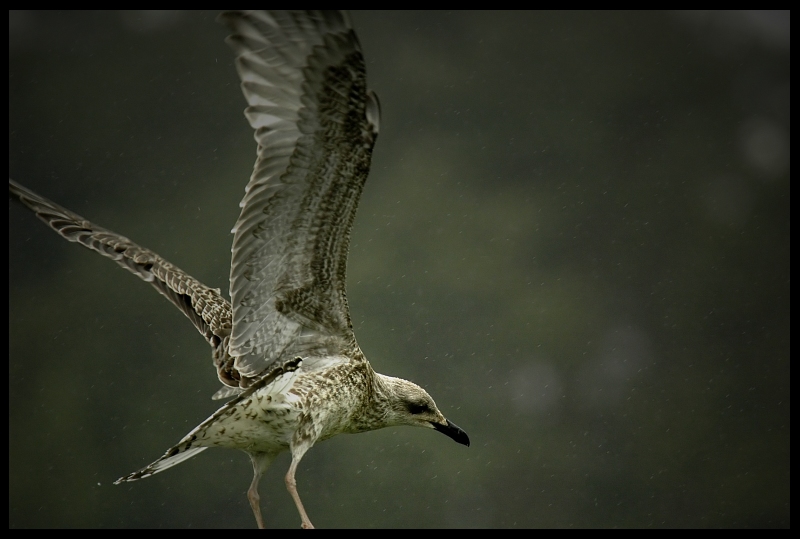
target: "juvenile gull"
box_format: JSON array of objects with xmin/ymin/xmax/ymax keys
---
[{"xmin": 8, "ymin": 10, "xmax": 468, "ymax": 529}]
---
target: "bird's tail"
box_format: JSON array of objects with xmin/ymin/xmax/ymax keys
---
[
  {"xmin": 115, "ymin": 445, "xmax": 208, "ymax": 483},
  {"xmin": 114, "ymin": 356, "xmax": 302, "ymax": 484}
]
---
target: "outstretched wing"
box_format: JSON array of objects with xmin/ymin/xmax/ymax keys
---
[
  {"xmin": 219, "ymin": 11, "xmax": 380, "ymax": 381},
  {"xmin": 8, "ymin": 179, "xmax": 232, "ymax": 352}
]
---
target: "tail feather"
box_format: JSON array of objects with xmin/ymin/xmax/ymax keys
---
[
  {"xmin": 114, "ymin": 357, "xmax": 302, "ymax": 484},
  {"xmin": 115, "ymin": 446, "xmax": 208, "ymax": 483}
]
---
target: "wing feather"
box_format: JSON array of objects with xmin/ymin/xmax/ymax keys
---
[
  {"xmin": 8, "ymin": 179, "xmax": 232, "ymax": 350},
  {"xmin": 219, "ymin": 11, "xmax": 380, "ymax": 380}
]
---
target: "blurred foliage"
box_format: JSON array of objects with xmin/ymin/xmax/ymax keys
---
[{"xmin": 9, "ymin": 10, "xmax": 788, "ymax": 528}]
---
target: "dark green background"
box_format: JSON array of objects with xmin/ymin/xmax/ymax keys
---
[{"xmin": 9, "ymin": 11, "xmax": 789, "ymax": 528}]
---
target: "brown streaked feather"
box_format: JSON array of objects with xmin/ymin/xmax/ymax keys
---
[
  {"xmin": 220, "ymin": 11, "xmax": 380, "ymax": 381},
  {"xmin": 9, "ymin": 179, "xmax": 233, "ymax": 380},
  {"xmin": 8, "ymin": 10, "xmax": 382, "ymax": 393}
]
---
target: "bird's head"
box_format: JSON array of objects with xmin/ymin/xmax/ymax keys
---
[{"xmin": 375, "ymin": 374, "xmax": 470, "ymax": 447}]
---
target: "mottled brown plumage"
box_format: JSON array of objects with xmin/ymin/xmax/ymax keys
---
[{"xmin": 8, "ymin": 10, "xmax": 468, "ymax": 529}]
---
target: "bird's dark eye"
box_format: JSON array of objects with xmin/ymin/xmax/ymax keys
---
[{"xmin": 407, "ymin": 402, "xmax": 429, "ymax": 415}]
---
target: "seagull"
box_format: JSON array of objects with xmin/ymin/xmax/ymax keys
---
[{"xmin": 8, "ymin": 10, "xmax": 469, "ymax": 529}]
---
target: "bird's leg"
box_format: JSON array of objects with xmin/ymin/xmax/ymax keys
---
[
  {"xmin": 285, "ymin": 451, "xmax": 314, "ymax": 529},
  {"xmin": 248, "ymin": 452, "xmax": 275, "ymax": 529},
  {"xmin": 248, "ymin": 473, "xmax": 265, "ymax": 529}
]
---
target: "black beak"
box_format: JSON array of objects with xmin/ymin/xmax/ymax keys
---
[{"xmin": 432, "ymin": 419, "xmax": 470, "ymax": 447}]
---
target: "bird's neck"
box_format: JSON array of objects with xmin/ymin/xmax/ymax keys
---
[{"xmin": 346, "ymin": 365, "xmax": 395, "ymax": 433}]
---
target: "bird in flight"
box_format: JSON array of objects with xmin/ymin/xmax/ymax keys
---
[{"xmin": 9, "ymin": 10, "xmax": 468, "ymax": 529}]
